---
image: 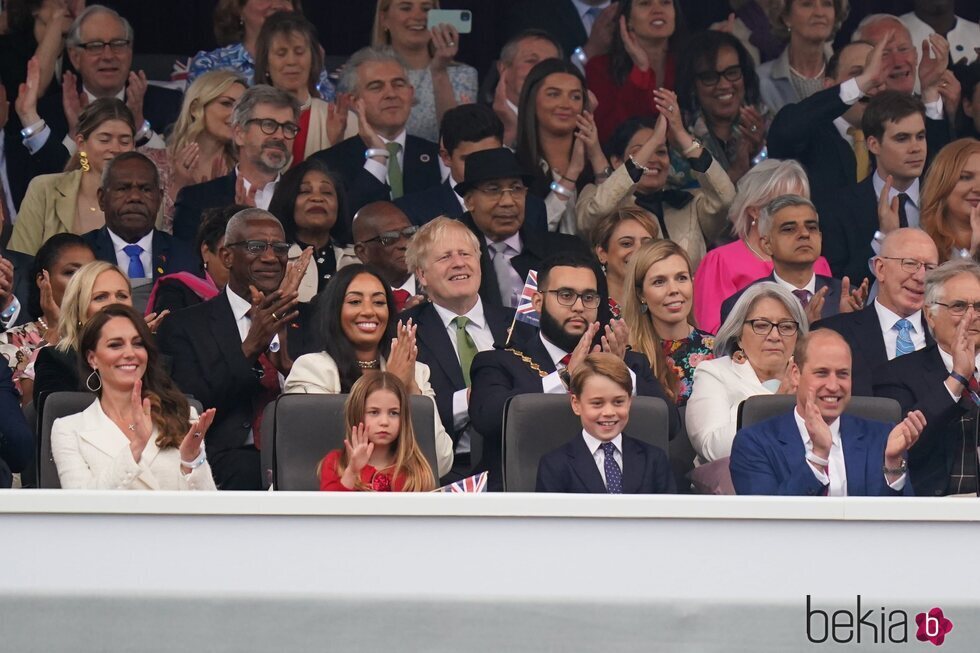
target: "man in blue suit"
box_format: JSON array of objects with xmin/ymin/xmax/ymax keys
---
[
  {"xmin": 730, "ymin": 329, "xmax": 925, "ymax": 496},
  {"xmin": 0, "ymin": 363, "xmax": 33, "ymax": 487}
]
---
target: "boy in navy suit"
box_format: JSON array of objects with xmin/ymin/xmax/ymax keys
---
[{"xmin": 536, "ymin": 353, "xmax": 674, "ymax": 494}]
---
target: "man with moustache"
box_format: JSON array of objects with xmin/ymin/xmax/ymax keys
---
[
  {"xmin": 172, "ymin": 85, "xmax": 299, "ymax": 242},
  {"xmin": 820, "ymin": 91, "xmax": 929, "ymax": 284},
  {"xmin": 402, "ymin": 217, "xmax": 516, "ymax": 479},
  {"xmin": 875, "ymin": 260, "xmax": 980, "ymax": 497},
  {"xmin": 730, "ymin": 329, "xmax": 923, "ymax": 496},
  {"xmin": 159, "ymin": 208, "xmax": 307, "ymax": 490},
  {"xmin": 82, "ymin": 152, "xmax": 198, "ymax": 290},
  {"xmin": 351, "ymin": 201, "xmax": 423, "ymax": 312},
  {"xmin": 815, "ymin": 228, "xmax": 938, "ymax": 397},
  {"xmin": 469, "ymin": 251, "xmax": 678, "ymax": 489}
]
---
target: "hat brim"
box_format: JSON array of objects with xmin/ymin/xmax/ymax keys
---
[{"xmin": 454, "ymin": 173, "xmax": 537, "ymax": 197}]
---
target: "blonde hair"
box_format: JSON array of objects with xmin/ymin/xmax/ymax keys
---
[
  {"xmin": 589, "ymin": 206, "xmax": 660, "ymax": 252},
  {"xmin": 325, "ymin": 372, "xmax": 435, "ymax": 491},
  {"xmin": 921, "ymin": 139, "xmax": 980, "ymax": 263},
  {"xmin": 56, "ymin": 262, "xmax": 131, "ymax": 352},
  {"xmin": 621, "ymin": 240, "xmax": 694, "ymax": 401},
  {"xmin": 728, "ymin": 159, "xmax": 810, "ymax": 240},
  {"xmin": 406, "ymin": 216, "xmax": 480, "ymax": 273},
  {"xmin": 371, "ymin": 0, "xmax": 441, "ymax": 48},
  {"xmin": 168, "ymin": 70, "xmax": 246, "ymax": 170}
]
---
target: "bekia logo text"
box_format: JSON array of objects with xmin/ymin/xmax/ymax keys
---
[{"xmin": 806, "ymin": 596, "xmax": 953, "ymax": 645}]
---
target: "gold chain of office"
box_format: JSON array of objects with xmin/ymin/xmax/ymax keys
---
[{"xmin": 506, "ymin": 348, "xmax": 549, "ymax": 378}]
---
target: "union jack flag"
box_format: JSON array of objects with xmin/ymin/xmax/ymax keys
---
[
  {"xmin": 514, "ymin": 270, "xmax": 540, "ymax": 327},
  {"xmin": 437, "ymin": 471, "xmax": 489, "ymax": 493}
]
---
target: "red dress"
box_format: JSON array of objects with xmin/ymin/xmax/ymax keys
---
[
  {"xmin": 319, "ymin": 449, "xmax": 407, "ymax": 491},
  {"xmin": 586, "ymin": 54, "xmax": 676, "ymax": 144}
]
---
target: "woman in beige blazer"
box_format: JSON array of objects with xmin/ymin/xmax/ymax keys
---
[
  {"xmin": 10, "ymin": 98, "xmax": 136, "ymax": 257},
  {"xmin": 284, "ymin": 265, "xmax": 454, "ymax": 477},
  {"xmin": 51, "ymin": 305, "xmax": 217, "ymax": 490},
  {"xmin": 576, "ymin": 104, "xmax": 735, "ymax": 271}
]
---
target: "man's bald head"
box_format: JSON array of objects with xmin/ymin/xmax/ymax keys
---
[
  {"xmin": 352, "ymin": 201, "xmax": 415, "ymax": 287},
  {"xmin": 853, "ymin": 14, "xmax": 917, "ymax": 94},
  {"xmin": 352, "ymin": 202, "xmax": 411, "ymax": 243},
  {"xmin": 794, "ymin": 329, "xmax": 851, "ymax": 371},
  {"xmin": 225, "ymin": 208, "xmax": 284, "ymax": 243},
  {"xmin": 880, "ymin": 227, "xmax": 938, "ymax": 259}
]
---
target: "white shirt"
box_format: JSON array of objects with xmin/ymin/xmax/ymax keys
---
[
  {"xmin": 0, "ymin": 136, "xmax": 17, "ymax": 222},
  {"xmin": 394, "ymin": 273, "xmax": 417, "ymax": 296},
  {"xmin": 226, "ymin": 286, "xmax": 281, "ymax": 445},
  {"xmin": 935, "ymin": 345, "xmax": 980, "ymax": 403},
  {"xmin": 581, "ymin": 428, "xmax": 622, "ymax": 488},
  {"xmin": 570, "ymin": 0, "xmax": 611, "ymax": 34},
  {"xmin": 874, "ymin": 299, "xmax": 927, "ymax": 359},
  {"xmin": 900, "ymin": 12, "xmax": 980, "ymax": 65},
  {"xmin": 433, "ymin": 298, "xmax": 496, "ymax": 452},
  {"xmin": 772, "ymin": 270, "xmax": 816, "ymax": 295},
  {"xmin": 872, "ymin": 171, "xmax": 920, "ymax": 229},
  {"xmin": 107, "ymin": 228, "xmax": 153, "ymax": 278},
  {"xmin": 235, "ymin": 166, "xmax": 279, "ymax": 211},
  {"xmin": 364, "ymin": 129, "xmax": 408, "ymax": 195},
  {"xmin": 449, "ymin": 174, "xmax": 466, "ymax": 211},
  {"xmin": 833, "ymin": 77, "xmax": 943, "ymax": 144}
]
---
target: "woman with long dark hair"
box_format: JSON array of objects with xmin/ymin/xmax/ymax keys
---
[
  {"xmin": 284, "ymin": 264, "xmax": 453, "ymax": 476},
  {"xmin": 51, "ymin": 304, "xmax": 217, "ymax": 490}
]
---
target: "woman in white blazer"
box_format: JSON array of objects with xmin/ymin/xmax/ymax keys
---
[
  {"xmin": 284, "ymin": 265, "xmax": 454, "ymax": 476},
  {"xmin": 52, "ymin": 305, "xmax": 218, "ymax": 490},
  {"xmin": 686, "ymin": 283, "xmax": 808, "ymax": 463}
]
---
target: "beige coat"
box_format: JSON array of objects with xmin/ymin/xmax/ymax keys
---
[
  {"xmin": 9, "ymin": 169, "xmax": 86, "ymax": 256},
  {"xmin": 575, "ymin": 158, "xmax": 736, "ymax": 270}
]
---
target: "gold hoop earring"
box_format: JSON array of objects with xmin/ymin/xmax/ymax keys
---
[{"xmin": 79, "ymin": 151, "xmax": 91, "ymax": 172}]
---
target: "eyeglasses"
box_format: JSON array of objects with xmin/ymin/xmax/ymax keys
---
[
  {"xmin": 933, "ymin": 301, "xmax": 980, "ymax": 316},
  {"xmin": 245, "ymin": 118, "xmax": 300, "ymax": 139},
  {"xmin": 476, "ymin": 184, "xmax": 528, "ymax": 201},
  {"xmin": 359, "ymin": 226, "xmax": 419, "ymax": 248},
  {"xmin": 545, "ymin": 289, "xmax": 602, "ymax": 309},
  {"xmin": 878, "ymin": 256, "xmax": 938, "ymax": 274},
  {"xmin": 695, "ymin": 64, "xmax": 743, "ymax": 86},
  {"xmin": 76, "ymin": 39, "xmax": 132, "ymax": 54},
  {"xmin": 226, "ymin": 240, "xmax": 291, "ymax": 256},
  {"xmin": 743, "ymin": 318, "xmax": 799, "ymax": 337}
]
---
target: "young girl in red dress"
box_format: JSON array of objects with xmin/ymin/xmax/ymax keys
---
[{"xmin": 319, "ymin": 372, "xmax": 435, "ymax": 492}]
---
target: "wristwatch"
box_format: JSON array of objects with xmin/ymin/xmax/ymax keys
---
[{"xmin": 882, "ymin": 459, "xmax": 907, "ymax": 475}]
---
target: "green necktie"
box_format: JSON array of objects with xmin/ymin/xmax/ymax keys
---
[
  {"xmin": 386, "ymin": 141, "xmax": 404, "ymax": 199},
  {"xmin": 453, "ymin": 316, "xmax": 478, "ymax": 387}
]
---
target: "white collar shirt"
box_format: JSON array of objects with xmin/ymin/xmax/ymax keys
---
[
  {"xmin": 234, "ymin": 166, "xmax": 280, "ymax": 211},
  {"xmin": 772, "ymin": 269, "xmax": 817, "ymax": 295},
  {"xmin": 874, "ymin": 299, "xmax": 927, "ymax": 359},
  {"xmin": 794, "ymin": 407, "xmax": 847, "ymax": 496},
  {"xmin": 107, "ymin": 228, "xmax": 153, "ymax": 278},
  {"xmin": 872, "ymin": 171, "xmax": 921, "ymax": 228}
]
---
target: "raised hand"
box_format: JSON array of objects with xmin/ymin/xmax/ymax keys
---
[
  {"xmin": 126, "ymin": 70, "xmax": 149, "ymax": 129},
  {"xmin": 492, "ymin": 72, "xmax": 518, "ymax": 145},
  {"xmin": 344, "ymin": 422, "xmax": 375, "ymax": 478},
  {"xmin": 386, "ymin": 319, "xmax": 419, "ymax": 392},
  {"xmin": 15, "ymin": 57, "xmax": 42, "ymax": 126},
  {"xmin": 172, "ymin": 142, "xmax": 202, "ymax": 190},
  {"xmin": 600, "ymin": 319, "xmax": 629, "ymax": 359},
  {"xmin": 876, "ymin": 174, "xmax": 901, "ymax": 233},
  {"xmin": 970, "ymin": 201, "xmax": 980, "ymax": 255},
  {"xmin": 839, "ymin": 276, "xmax": 869, "ymax": 314},
  {"xmin": 804, "ymin": 286, "xmax": 829, "ymax": 325},
  {"xmin": 234, "ymin": 174, "xmax": 258, "ymax": 207},
  {"xmin": 127, "ymin": 379, "xmax": 154, "ymax": 462},
  {"xmin": 0, "ymin": 257, "xmax": 13, "ymax": 312},
  {"xmin": 736, "ymin": 105, "xmax": 765, "ymax": 157},
  {"xmin": 144, "ymin": 309, "xmax": 170, "ymax": 334},
  {"xmin": 583, "ymin": 3, "xmax": 617, "ymax": 59},
  {"xmin": 280, "ymin": 246, "xmax": 313, "ymax": 297},
  {"xmin": 775, "ymin": 356, "xmax": 798, "ymax": 395},
  {"xmin": 575, "ymin": 110, "xmax": 609, "ymax": 173},
  {"xmin": 563, "ymin": 133, "xmax": 587, "ymax": 186},
  {"xmin": 619, "ymin": 15, "xmax": 650, "ymax": 71},
  {"xmin": 652, "ymin": 88, "xmax": 690, "ymax": 149},
  {"xmin": 855, "ymin": 30, "xmax": 891, "ymax": 96},
  {"xmin": 918, "ymin": 34, "xmax": 949, "ymax": 94},
  {"xmin": 711, "ymin": 12, "xmax": 737, "ymax": 34},
  {"xmin": 38, "ymin": 270, "xmax": 61, "ymax": 339},
  {"xmin": 949, "ymin": 303, "xmax": 978, "ymax": 380},
  {"xmin": 429, "ymin": 23, "xmax": 460, "ymax": 71},
  {"xmin": 566, "ymin": 322, "xmax": 601, "ymax": 375},
  {"xmin": 241, "ymin": 288, "xmax": 300, "ymax": 360},
  {"xmin": 353, "ymin": 97, "xmax": 385, "ymax": 150},
  {"xmin": 884, "ymin": 410, "xmax": 926, "ymax": 465},
  {"xmin": 803, "ymin": 386, "xmax": 833, "ymax": 458},
  {"xmin": 326, "ymin": 94, "xmax": 350, "ymax": 146},
  {"xmin": 936, "ymin": 70, "xmax": 961, "ymax": 121},
  {"xmin": 178, "ymin": 408, "xmax": 216, "ymax": 468},
  {"xmin": 62, "ymin": 70, "xmax": 88, "ymax": 137}
]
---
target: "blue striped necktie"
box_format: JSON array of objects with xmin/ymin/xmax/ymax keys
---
[{"xmin": 894, "ymin": 318, "xmax": 914, "ymax": 357}]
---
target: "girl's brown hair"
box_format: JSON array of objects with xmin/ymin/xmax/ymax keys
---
[
  {"xmin": 78, "ymin": 304, "xmax": 191, "ymax": 449},
  {"xmin": 67, "ymin": 98, "xmax": 135, "ymax": 171},
  {"xmin": 921, "ymin": 138, "xmax": 980, "ymax": 263},
  {"xmin": 328, "ymin": 371, "xmax": 435, "ymax": 491}
]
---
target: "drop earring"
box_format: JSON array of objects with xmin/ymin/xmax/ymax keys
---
[
  {"xmin": 79, "ymin": 151, "xmax": 90, "ymax": 172},
  {"xmin": 85, "ymin": 369, "xmax": 102, "ymax": 392}
]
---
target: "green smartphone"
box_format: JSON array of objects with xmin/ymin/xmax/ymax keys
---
[{"xmin": 426, "ymin": 9, "xmax": 473, "ymax": 34}]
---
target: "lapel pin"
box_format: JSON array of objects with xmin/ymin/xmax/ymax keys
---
[{"xmin": 420, "ymin": 153, "xmax": 430, "ymax": 163}]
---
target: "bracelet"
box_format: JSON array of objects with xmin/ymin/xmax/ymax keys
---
[
  {"xmin": 560, "ymin": 174, "xmax": 577, "ymax": 184},
  {"xmin": 20, "ymin": 119, "xmax": 46, "ymax": 139},
  {"xmin": 628, "ymin": 155, "xmax": 650, "ymax": 173},
  {"xmin": 180, "ymin": 448, "xmax": 207, "ymax": 469},
  {"xmin": 136, "ymin": 119, "xmax": 152, "ymax": 141},
  {"xmin": 364, "ymin": 148, "xmax": 390, "ymax": 159},
  {"xmin": 805, "ymin": 450, "xmax": 829, "ymax": 467},
  {"xmin": 549, "ymin": 181, "xmax": 572, "ymax": 199},
  {"xmin": 572, "ymin": 46, "xmax": 588, "ymax": 65},
  {"xmin": 949, "ymin": 371, "xmax": 970, "ymax": 388},
  {"xmin": 882, "ymin": 459, "xmax": 907, "ymax": 475},
  {"xmin": 597, "ymin": 166, "xmax": 613, "ymax": 178},
  {"xmin": 682, "ymin": 138, "xmax": 703, "ymax": 157}
]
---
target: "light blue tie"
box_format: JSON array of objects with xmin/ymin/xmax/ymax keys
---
[
  {"xmin": 894, "ymin": 318, "xmax": 914, "ymax": 357},
  {"xmin": 600, "ymin": 441, "xmax": 622, "ymax": 494},
  {"xmin": 123, "ymin": 244, "xmax": 145, "ymax": 278}
]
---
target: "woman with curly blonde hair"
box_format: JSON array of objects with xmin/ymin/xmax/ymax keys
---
[{"xmin": 920, "ymin": 138, "xmax": 980, "ymax": 262}]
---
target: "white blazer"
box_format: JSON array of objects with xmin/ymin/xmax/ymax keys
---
[
  {"xmin": 51, "ymin": 400, "xmax": 217, "ymax": 490},
  {"xmin": 283, "ymin": 352, "xmax": 454, "ymax": 477},
  {"xmin": 685, "ymin": 355, "xmax": 774, "ymax": 464}
]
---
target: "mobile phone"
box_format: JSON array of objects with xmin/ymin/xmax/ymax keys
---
[{"xmin": 426, "ymin": 9, "xmax": 472, "ymax": 34}]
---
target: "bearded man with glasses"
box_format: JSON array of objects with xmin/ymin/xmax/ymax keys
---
[
  {"xmin": 454, "ymin": 147, "xmax": 589, "ymax": 309},
  {"xmin": 469, "ymin": 249, "xmax": 679, "ymax": 490}
]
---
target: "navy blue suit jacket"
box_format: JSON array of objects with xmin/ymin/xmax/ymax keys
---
[
  {"xmin": 819, "ymin": 176, "xmax": 878, "ymax": 284},
  {"xmin": 814, "ymin": 302, "xmax": 934, "ymax": 397},
  {"xmin": 172, "ymin": 171, "xmax": 237, "ymax": 244},
  {"xmin": 0, "ymin": 363, "xmax": 33, "ymax": 487},
  {"xmin": 400, "ymin": 299, "xmax": 514, "ymax": 446},
  {"xmin": 83, "ymin": 227, "xmax": 201, "ymax": 280},
  {"xmin": 536, "ymin": 433, "xmax": 675, "ymax": 493},
  {"xmin": 730, "ymin": 411, "xmax": 912, "ymax": 496},
  {"xmin": 394, "ymin": 178, "xmax": 549, "ymax": 234},
  {"xmin": 719, "ymin": 273, "xmax": 842, "ymax": 326},
  {"xmin": 873, "ymin": 344, "xmax": 968, "ymax": 497}
]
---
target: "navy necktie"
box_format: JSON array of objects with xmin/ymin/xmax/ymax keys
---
[
  {"xmin": 123, "ymin": 244, "xmax": 145, "ymax": 278},
  {"xmin": 600, "ymin": 441, "xmax": 622, "ymax": 494}
]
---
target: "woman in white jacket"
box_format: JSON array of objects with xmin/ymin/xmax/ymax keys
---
[
  {"xmin": 686, "ymin": 283, "xmax": 807, "ymax": 463},
  {"xmin": 284, "ymin": 264, "xmax": 453, "ymax": 477},
  {"xmin": 52, "ymin": 304, "xmax": 217, "ymax": 490}
]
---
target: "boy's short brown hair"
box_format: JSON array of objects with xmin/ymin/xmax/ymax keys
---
[{"xmin": 569, "ymin": 353, "xmax": 633, "ymax": 397}]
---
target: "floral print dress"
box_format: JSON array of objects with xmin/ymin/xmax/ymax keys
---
[{"xmin": 662, "ymin": 328, "xmax": 715, "ymax": 406}]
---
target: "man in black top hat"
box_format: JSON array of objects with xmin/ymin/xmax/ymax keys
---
[{"xmin": 455, "ymin": 147, "xmax": 588, "ymax": 309}]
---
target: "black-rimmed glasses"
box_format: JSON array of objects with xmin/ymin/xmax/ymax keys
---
[
  {"xmin": 77, "ymin": 38, "xmax": 131, "ymax": 54},
  {"xmin": 245, "ymin": 118, "xmax": 300, "ymax": 139},
  {"xmin": 545, "ymin": 289, "xmax": 602, "ymax": 309},
  {"xmin": 744, "ymin": 318, "xmax": 799, "ymax": 337},
  {"xmin": 695, "ymin": 65, "xmax": 743, "ymax": 86},
  {"xmin": 359, "ymin": 226, "xmax": 419, "ymax": 247}
]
